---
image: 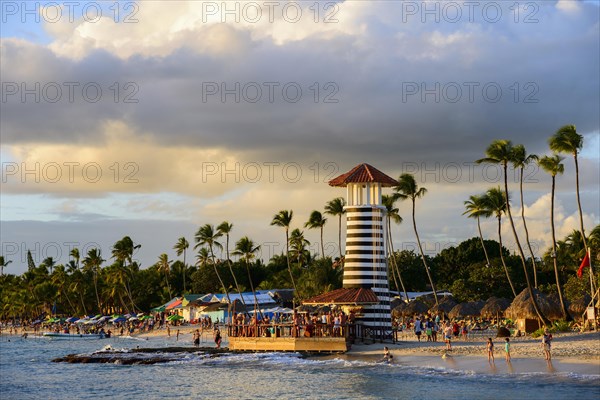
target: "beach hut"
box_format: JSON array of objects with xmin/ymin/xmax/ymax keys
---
[
  {"xmin": 448, "ymin": 301, "xmax": 483, "ymax": 320},
  {"xmin": 480, "ymin": 297, "xmax": 511, "ymax": 319},
  {"xmin": 568, "ymin": 295, "xmax": 591, "ymax": 320},
  {"xmin": 505, "ymin": 288, "xmax": 563, "ymax": 333}
]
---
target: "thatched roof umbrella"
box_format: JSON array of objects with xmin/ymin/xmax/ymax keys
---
[
  {"xmin": 390, "ymin": 297, "xmax": 406, "ymax": 310},
  {"xmin": 568, "ymin": 295, "xmax": 591, "ymax": 320},
  {"xmin": 505, "ymin": 288, "xmax": 563, "ymax": 321},
  {"xmin": 429, "ymin": 298, "xmax": 456, "ymax": 315},
  {"xmin": 448, "ymin": 302, "xmax": 483, "ymax": 320},
  {"xmin": 480, "ymin": 297, "xmax": 511, "ymax": 318},
  {"xmin": 399, "ymin": 300, "xmax": 429, "ymax": 317},
  {"xmin": 391, "ymin": 302, "xmax": 408, "ymax": 318}
]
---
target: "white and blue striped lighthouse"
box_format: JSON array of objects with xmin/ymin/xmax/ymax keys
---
[{"xmin": 328, "ymin": 163, "xmax": 397, "ymax": 333}]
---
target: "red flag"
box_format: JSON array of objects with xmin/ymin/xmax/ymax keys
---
[{"xmin": 577, "ymin": 252, "xmax": 590, "ymax": 278}]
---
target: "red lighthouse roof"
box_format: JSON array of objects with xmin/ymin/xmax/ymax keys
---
[{"xmin": 328, "ymin": 163, "xmax": 398, "ymax": 187}]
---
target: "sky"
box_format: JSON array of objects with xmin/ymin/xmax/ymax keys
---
[{"xmin": 1, "ymin": 0, "xmax": 599, "ymax": 275}]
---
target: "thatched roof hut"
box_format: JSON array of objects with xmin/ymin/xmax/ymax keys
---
[
  {"xmin": 568, "ymin": 295, "xmax": 591, "ymax": 319},
  {"xmin": 390, "ymin": 297, "xmax": 406, "ymax": 310},
  {"xmin": 480, "ymin": 297, "xmax": 511, "ymax": 318},
  {"xmin": 448, "ymin": 301, "xmax": 483, "ymax": 319},
  {"xmin": 391, "ymin": 302, "xmax": 408, "ymax": 318},
  {"xmin": 429, "ymin": 296, "xmax": 457, "ymax": 314},
  {"xmin": 505, "ymin": 288, "xmax": 563, "ymax": 321},
  {"xmin": 395, "ymin": 300, "xmax": 429, "ymax": 317}
]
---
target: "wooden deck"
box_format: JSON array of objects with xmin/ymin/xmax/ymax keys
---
[{"xmin": 228, "ymin": 336, "xmax": 348, "ymax": 353}]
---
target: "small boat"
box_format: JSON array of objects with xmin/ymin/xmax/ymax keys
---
[{"xmin": 43, "ymin": 332, "xmax": 105, "ymax": 340}]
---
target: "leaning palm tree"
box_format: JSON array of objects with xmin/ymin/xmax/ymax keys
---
[
  {"xmin": 270, "ymin": 210, "xmax": 297, "ymax": 295},
  {"xmin": 195, "ymin": 224, "xmax": 230, "ymax": 304},
  {"xmin": 157, "ymin": 253, "xmax": 173, "ymax": 299},
  {"xmin": 305, "ymin": 210, "xmax": 327, "ymax": 258},
  {"xmin": 511, "ymin": 144, "xmax": 540, "ymax": 287},
  {"xmin": 484, "ymin": 187, "xmax": 517, "ymax": 298},
  {"xmin": 218, "ymin": 221, "xmax": 248, "ymax": 310},
  {"xmin": 111, "ymin": 236, "xmax": 140, "ymax": 313},
  {"xmin": 173, "ymin": 237, "xmax": 189, "ymax": 294},
  {"xmin": 477, "ymin": 140, "xmax": 549, "ymax": 324},
  {"xmin": 324, "ymin": 197, "xmax": 346, "ymax": 259},
  {"xmin": 463, "ymin": 194, "xmax": 493, "ymax": 268},
  {"xmin": 539, "ymin": 154, "xmax": 570, "ymax": 320},
  {"xmin": 0, "ymin": 256, "xmax": 12, "ymax": 276},
  {"xmin": 394, "ymin": 173, "xmax": 438, "ymax": 305},
  {"xmin": 232, "ymin": 236, "xmax": 262, "ymax": 318},
  {"xmin": 382, "ymin": 194, "xmax": 408, "ymax": 302},
  {"xmin": 549, "ymin": 125, "xmax": 589, "ymax": 256}
]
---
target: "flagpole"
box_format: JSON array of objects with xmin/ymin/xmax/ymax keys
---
[{"xmin": 588, "ymin": 247, "xmax": 595, "ymax": 300}]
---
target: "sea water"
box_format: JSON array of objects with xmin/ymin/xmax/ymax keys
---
[{"xmin": 1, "ymin": 335, "xmax": 598, "ymax": 400}]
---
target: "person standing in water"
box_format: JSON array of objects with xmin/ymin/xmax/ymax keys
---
[
  {"xmin": 504, "ymin": 338, "xmax": 511, "ymax": 362},
  {"xmin": 541, "ymin": 329, "xmax": 552, "ymax": 360},
  {"xmin": 487, "ymin": 337, "xmax": 495, "ymax": 362}
]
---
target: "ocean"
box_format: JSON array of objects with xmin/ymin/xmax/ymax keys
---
[{"xmin": 1, "ymin": 335, "xmax": 598, "ymax": 400}]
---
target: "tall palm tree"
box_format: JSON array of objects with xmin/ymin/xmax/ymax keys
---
[
  {"xmin": 195, "ymin": 224, "xmax": 230, "ymax": 304},
  {"xmin": 539, "ymin": 154, "xmax": 571, "ymax": 320},
  {"xmin": 0, "ymin": 256, "xmax": 12, "ymax": 276},
  {"xmin": 484, "ymin": 187, "xmax": 517, "ymax": 298},
  {"xmin": 196, "ymin": 248, "xmax": 211, "ymax": 269},
  {"xmin": 549, "ymin": 126, "xmax": 590, "ymax": 273},
  {"xmin": 477, "ymin": 140, "xmax": 549, "ymax": 324},
  {"xmin": 70, "ymin": 248, "xmax": 80, "ymax": 269},
  {"xmin": 394, "ymin": 173, "xmax": 438, "ymax": 305},
  {"xmin": 463, "ymin": 194, "xmax": 493, "ymax": 268},
  {"xmin": 173, "ymin": 237, "xmax": 189, "ymax": 294},
  {"xmin": 289, "ymin": 228, "xmax": 311, "ymax": 270},
  {"xmin": 217, "ymin": 222, "xmax": 246, "ymax": 308},
  {"xmin": 42, "ymin": 257, "xmax": 56, "ymax": 275},
  {"xmin": 511, "ymin": 144, "xmax": 540, "ymax": 287},
  {"xmin": 270, "ymin": 210, "xmax": 298, "ymax": 295},
  {"xmin": 51, "ymin": 264, "xmax": 77, "ymax": 315},
  {"xmin": 83, "ymin": 248, "xmax": 104, "ymax": 313},
  {"xmin": 325, "ymin": 197, "xmax": 346, "ymax": 259},
  {"xmin": 382, "ymin": 194, "xmax": 408, "ymax": 302},
  {"xmin": 305, "ymin": 210, "xmax": 327, "ymax": 258},
  {"xmin": 157, "ymin": 253, "xmax": 173, "ymax": 299},
  {"xmin": 111, "ymin": 236, "xmax": 140, "ymax": 312},
  {"xmin": 232, "ymin": 236, "xmax": 262, "ymax": 318}
]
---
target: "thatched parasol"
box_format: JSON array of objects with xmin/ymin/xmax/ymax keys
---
[
  {"xmin": 391, "ymin": 302, "xmax": 408, "ymax": 318},
  {"xmin": 505, "ymin": 288, "xmax": 563, "ymax": 321},
  {"xmin": 398, "ymin": 300, "xmax": 429, "ymax": 317},
  {"xmin": 390, "ymin": 297, "xmax": 406, "ymax": 310},
  {"xmin": 448, "ymin": 301, "xmax": 483, "ymax": 319},
  {"xmin": 568, "ymin": 295, "xmax": 591, "ymax": 319},
  {"xmin": 480, "ymin": 297, "xmax": 511, "ymax": 318},
  {"xmin": 429, "ymin": 297, "xmax": 457, "ymax": 314}
]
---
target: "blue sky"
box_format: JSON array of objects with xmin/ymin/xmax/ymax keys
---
[{"xmin": 1, "ymin": 0, "xmax": 599, "ymax": 274}]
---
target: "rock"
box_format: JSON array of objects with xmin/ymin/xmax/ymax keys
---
[{"xmin": 496, "ymin": 327, "xmax": 511, "ymax": 337}]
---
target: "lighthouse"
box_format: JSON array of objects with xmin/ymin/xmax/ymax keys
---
[{"xmin": 328, "ymin": 163, "xmax": 397, "ymax": 333}]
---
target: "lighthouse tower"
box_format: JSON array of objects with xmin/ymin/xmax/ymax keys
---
[{"xmin": 329, "ymin": 163, "xmax": 397, "ymax": 332}]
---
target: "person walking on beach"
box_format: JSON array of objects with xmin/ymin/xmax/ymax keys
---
[
  {"xmin": 541, "ymin": 329, "xmax": 552, "ymax": 360},
  {"xmin": 193, "ymin": 329, "xmax": 200, "ymax": 347},
  {"xmin": 414, "ymin": 318, "xmax": 423, "ymax": 342},
  {"xmin": 504, "ymin": 338, "xmax": 511, "ymax": 362},
  {"xmin": 444, "ymin": 323, "xmax": 453, "ymax": 351},
  {"xmin": 487, "ymin": 337, "xmax": 495, "ymax": 362},
  {"xmin": 214, "ymin": 327, "xmax": 222, "ymax": 348},
  {"xmin": 176, "ymin": 329, "xmax": 180, "ymax": 341}
]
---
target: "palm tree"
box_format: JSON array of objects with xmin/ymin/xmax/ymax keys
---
[
  {"xmin": 305, "ymin": 210, "xmax": 327, "ymax": 258},
  {"xmin": 42, "ymin": 257, "xmax": 56, "ymax": 275},
  {"xmin": 70, "ymin": 248, "xmax": 80, "ymax": 269},
  {"xmin": 217, "ymin": 221, "xmax": 246, "ymax": 308},
  {"xmin": 463, "ymin": 194, "xmax": 493, "ymax": 268},
  {"xmin": 549, "ymin": 126, "xmax": 590, "ymax": 264},
  {"xmin": 196, "ymin": 248, "xmax": 211, "ymax": 269},
  {"xmin": 539, "ymin": 154, "xmax": 571, "ymax": 320},
  {"xmin": 325, "ymin": 197, "xmax": 346, "ymax": 259},
  {"xmin": 477, "ymin": 140, "xmax": 549, "ymax": 324},
  {"xmin": 232, "ymin": 236, "xmax": 262, "ymax": 318},
  {"xmin": 484, "ymin": 187, "xmax": 517, "ymax": 298},
  {"xmin": 111, "ymin": 236, "xmax": 140, "ymax": 312},
  {"xmin": 157, "ymin": 253, "xmax": 173, "ymax": 299},
  {"xmin": 382, "ymin": 194, "xmax": 408, "ymax": 302},
  {"xmin": 270, "ymin": 210, "xmax": 298, "ymax": 295},
  {"xmin": 289, "ymin": 228, "xmax": 311, "ymax": 270},
  {"xmin": 394, "ymin": 173, "xmax": 438, "ymax": 305},
  {"xmin": 511, "ymin": 144, "xmax": 540, "ymax": 287},
  {"xmin": 195, "ymin": 224, "xmax": 230, "ymax": 304},
  {"xmin": 173, "ymin": 237, "xmax": 189, "ymax": 294},
  {"xmin": 83, "ymin": 248, "xmax": 104, "ymax": 313},
  {"xmin": 51, "ymin": 264, "xmax": 77, "ymax": 315},
  {"xmin": 0, "ymin": 256, "xmax": 12, "ymax": 276}
]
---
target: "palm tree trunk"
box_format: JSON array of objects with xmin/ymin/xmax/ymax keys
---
[
  {"xmin": 385, "ymin": 216, "xmax": 400, "ymax": 293},
  {"xmin": 550, "ymin": 176, "xmax": 571, "ymax": 321},
  {"xmin": 520, "ymin": 168, "xmax": 539, "ymax": 287},
  {"xmin": 574, "ymin": 154, "xmax": 588, "ymax": 251},
  {"xmin": 285, "ymin": 230, "xmax": 298, "ymax": 296},
  {"xmin": 93, "ymin": 272, "xmax": 101, "ymax": 313},
  {"xmin": 245, "ymin": 259, "xmax": 264, "ymax": 321},
  {"xmin": 477, "ymin": 216, "xmax": 492, "ymax": 267},
  {"xmin": 320, "ymin": 226, "xmax": 325, "ymax": 259},
  {"xmin": 503, "ymin": 163, "xmax": 550, "ymax": 325},
  {"xmin": 210, "ymin": 246, "xmax": 231, "ymax": 305},
  {"xmin": 182, "ymin": 249, "xmax": 186, "ymax": 294},
  {"xmin": 227, "ymin": 248, "xmax": 248, "ymax": 312},
  {"xmin": 165, "ymin": 273, "xmax": 172, "ymax": 299},
  {"xmin": 79, "ymin": 290, "xmax": 87, "ymax": 315},
  {"xmin": 388, "ymin": 216, "xmax": 408, "ymax": 301},
  {"xmin": 412, "ymin": 198, "xmax": 438, "ymax": 305},
  {"xmin": 498, "ymin": 216, "xmax": 517, "ymax": 298}
]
